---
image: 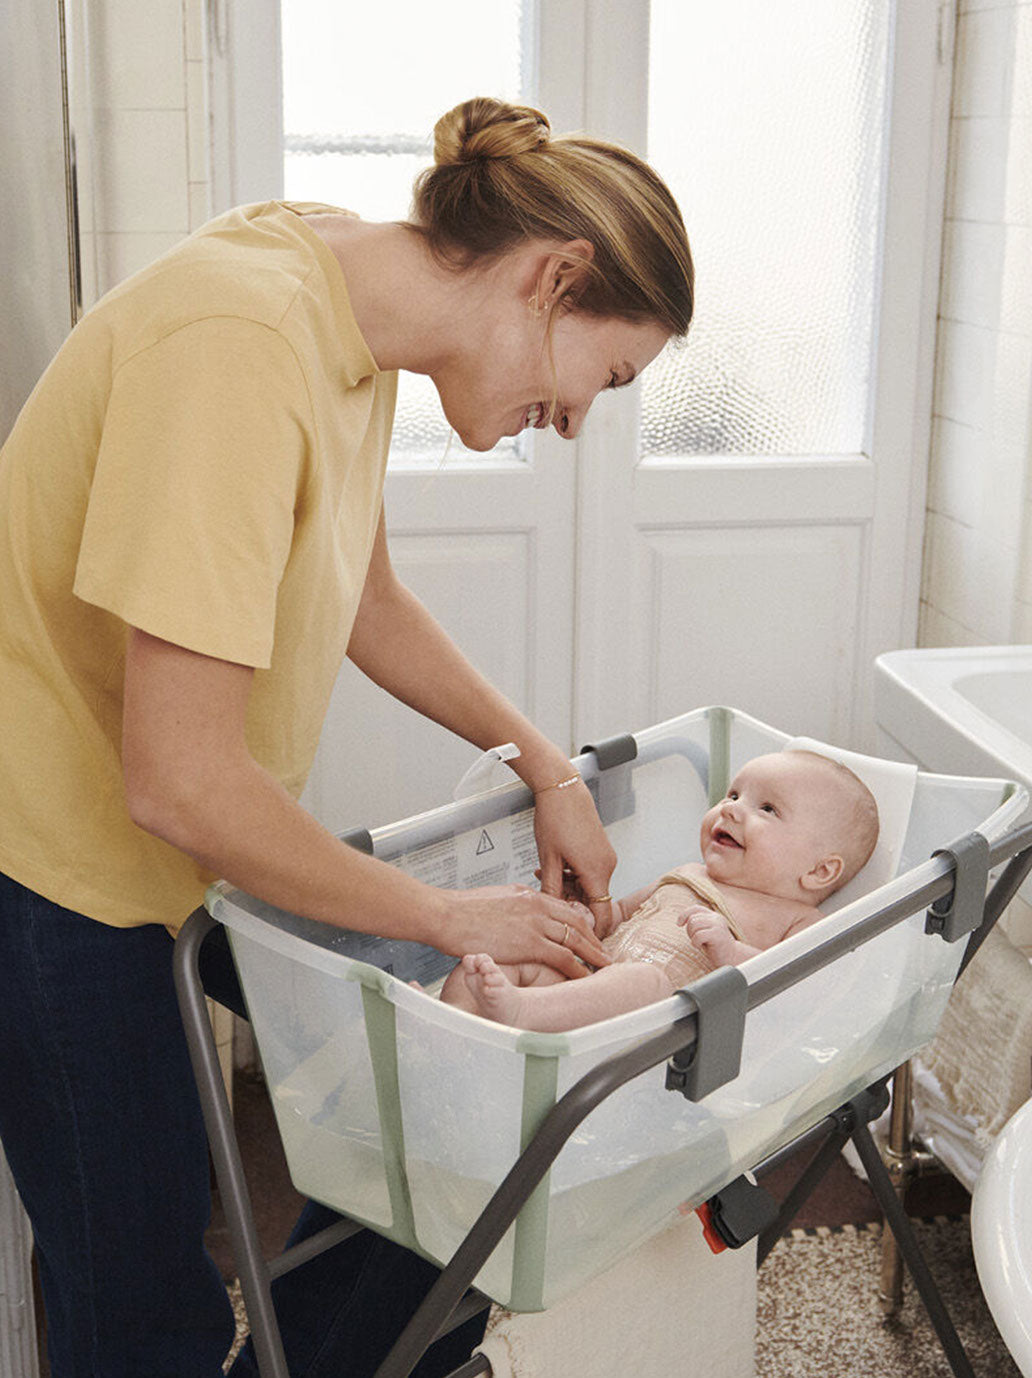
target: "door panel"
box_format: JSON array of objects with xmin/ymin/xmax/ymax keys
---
[
  {"xmin": 301, "ymin": 448, "xmax": 575, "ymax": 830},
  {"xmin": 641, "ymin": 523, "xmax": 865, "ymax": 741}
]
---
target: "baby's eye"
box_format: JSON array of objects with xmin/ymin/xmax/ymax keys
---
[{"xmin": 761, "ymin": 802, "xmax": 778, "ymax": 815}]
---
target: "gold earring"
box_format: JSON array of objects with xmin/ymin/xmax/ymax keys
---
[{"xmin": 527, "ymin": 293, "xmax": 548, "ymax": 318}]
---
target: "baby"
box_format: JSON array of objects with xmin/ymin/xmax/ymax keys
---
[{"xmin": 441, "ymin": 749, "xmax": 879, "ymax": 1031}]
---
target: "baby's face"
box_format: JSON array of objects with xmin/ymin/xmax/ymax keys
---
[{"xmin": 699, "ymin": 753, "xmax": 843, "ymax": 899}]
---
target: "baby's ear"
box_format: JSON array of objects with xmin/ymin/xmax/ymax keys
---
[{"xmin": 800, "ymin": 854, "xmax": 844, "ymax": 893}]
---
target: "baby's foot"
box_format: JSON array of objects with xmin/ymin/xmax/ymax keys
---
[{"xmin": 461, "ymin": 953, "xmax": 525, "ymax": 1026}]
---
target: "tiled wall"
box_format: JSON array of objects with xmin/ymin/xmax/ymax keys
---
[
  {"xmin": 920, "ymin": 1, "xmax": 1032, "ymax": 952},
  {"xmin": 920, "ymin": 1, "xmax": 1032, "ymax": 648},
  {"xmin": 79, "ymin": 0, "xmax": 211, "ymax": 307}
]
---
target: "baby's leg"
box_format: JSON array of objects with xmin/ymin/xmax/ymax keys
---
[
  {"xmin": 462, "ymin": 955, "xmax": 674, "ymax": 1032},
  {"xmin": 440, "ymin": 953, "xmax": 563, "ymax": 1014}
]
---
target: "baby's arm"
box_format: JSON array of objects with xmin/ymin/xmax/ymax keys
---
[
  {"xmin": 680, "ymin": 905, "xmax": 761, "ymax": 966},
  {"xmin": 781, "ymin": 909, "xmax": 824, "ymax": 941},
  {"xmin": 609, "ymin": 881, "xmax": 656, "ymax": 932}
]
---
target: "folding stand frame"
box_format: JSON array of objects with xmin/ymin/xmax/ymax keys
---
[{"xmin": 174, "ymin": 823, "xmax": 1032, "ymax": 1378}]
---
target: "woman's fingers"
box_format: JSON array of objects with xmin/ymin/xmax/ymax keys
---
[
  {"xmin": 445, "ymin": 884, "xmax": 607, "ymax": 978},
  {"xmin": 536, "ymin": 850, "xmax": 565, "ymax": 899},
  {"xmin": 585, "ymin": 894, "xmax": 614, "ymax": 940},
  {"xmin": 542, "ymin": 897, "xmax": 606, "ymax": 974}
]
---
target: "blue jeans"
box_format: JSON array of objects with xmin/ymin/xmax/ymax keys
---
[{"xmin": 0, "ymin": 872, "xmax": 486, "ymax": 1377}]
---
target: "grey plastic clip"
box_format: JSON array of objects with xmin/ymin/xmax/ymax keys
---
[
  {"xmin": 666, "ymin": 966, "xmax": 749, "ymax": 1102},
  {"xmin": 925, "ymin": 830, "xmax": 990, "ymax": 942},
  {"xmin": 339, "ymin": 827, "xmax": 374, "ymax": 855},
  {"xmin": 579, "ymin": 733, "xmax": 638, "ymax": 772}
]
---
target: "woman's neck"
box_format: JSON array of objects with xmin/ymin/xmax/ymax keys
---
[{"xmin": 305, "ymin": 215, "xmax": 476, "ymax": 376}]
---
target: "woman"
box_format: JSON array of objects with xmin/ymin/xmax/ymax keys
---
[{"xmin": 0, "ymin": 97, "xmax": 693, "ymax": 1375}]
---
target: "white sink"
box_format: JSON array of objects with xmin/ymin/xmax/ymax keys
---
[
  {"xmin": 874, "ymin": 646, "xmax": 1032, "ymax": 788},
  {"xmin": 874, "ymin": 645, "xmax": 1032, "ymax": 908}
]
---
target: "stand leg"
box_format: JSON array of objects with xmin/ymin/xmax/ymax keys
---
[
  {"xmin": 757, "ymin": 1121, "xmax": 853, "ymax": 1265},
  {"xmin": 878, "ymin": 1061, "xmax": 913, "ymax": 1316},
  {"xmin": 173, "ymin": 909, "xmax": 290, "ymax": 1378},
  {"xmin": 852, "ymin": 1118, "xmax": 975, "ymax": 1378}
]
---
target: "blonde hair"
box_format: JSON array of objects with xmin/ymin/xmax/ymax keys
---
[{"xmin": 411, "ymin": 97, "xmax": 694, "ymax": 338}]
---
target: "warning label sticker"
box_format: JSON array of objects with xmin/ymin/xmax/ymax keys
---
[{"xmin": 391, "ymin": 808, "xmax": 540, "ymax": 893}]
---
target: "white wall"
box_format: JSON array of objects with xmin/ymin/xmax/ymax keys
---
[{"xmin": 920, "ymin": 0, "xmax": 1032, "ymax": 648}]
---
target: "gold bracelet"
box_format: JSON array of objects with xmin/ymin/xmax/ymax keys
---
[{"xmin": 534, "ymin": 773, "xmax": 582, "ymax": 795}]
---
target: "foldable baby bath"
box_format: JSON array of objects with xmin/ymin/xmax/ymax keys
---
[{"xmin": 174, "ymin": 705, "xmax": 1032, "ymax": 1378}]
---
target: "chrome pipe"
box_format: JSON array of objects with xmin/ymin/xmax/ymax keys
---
[{"xmin": 57, "ymin": 0, "xmax": 82, "ymax": 328}]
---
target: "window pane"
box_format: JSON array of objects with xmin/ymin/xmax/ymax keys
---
[
  {"xmin": 280, "ymin": 1, "xmax": 530, "ymax": 466},
  {"xmin": 646, "ymin": 0, "xmax": 890, "ymax": 458}
]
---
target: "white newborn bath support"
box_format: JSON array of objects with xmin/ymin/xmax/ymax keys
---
[{"xmin": 173, "ymin": 705, "xmax": 1032, "ymax": 1378}]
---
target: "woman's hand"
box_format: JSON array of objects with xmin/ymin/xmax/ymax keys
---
[
  {"xmin": 443, "ymin": 884, "xmax": 607, "ymax": 979},
  {"xmin": 532, "ymin": 777, "xmax": 618, "ymax": 939}
]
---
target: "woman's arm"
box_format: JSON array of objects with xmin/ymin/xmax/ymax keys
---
[
  {"xmin": 122, "ymin": 628, "xmax": 605, "ymax": 976},
  {"xmin": 346, "ymin": 509, "xmax": 617, "ymax": 931}
]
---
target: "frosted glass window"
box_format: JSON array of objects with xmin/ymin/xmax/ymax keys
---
[
  {"xmin": 646, "ymin": 1, "xmax": 890, "ymax": 458},
  {"xmin": 280, "ymin": 1, "xmax": 530, "ymax": 466}
]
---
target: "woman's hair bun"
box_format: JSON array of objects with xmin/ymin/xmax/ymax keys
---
[
  {"xmin": 412, "ymin": 96, "xmax": 694, "ymax": 339},
  {"xmin": 432, "ymin": 97, "xmax": 550, "ymax": 167}
]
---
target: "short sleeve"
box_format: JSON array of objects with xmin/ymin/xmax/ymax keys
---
[{"xmin": 74, "ymin": 318, "xmax": 311, "ymax": 667}]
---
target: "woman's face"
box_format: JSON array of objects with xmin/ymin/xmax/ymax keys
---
[{"xmin": 433, "ymin": 302, "xmax": 670, "ymax": 454}]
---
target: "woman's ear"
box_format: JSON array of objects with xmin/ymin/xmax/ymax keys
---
[
  {"xmin": 534, "ymin": 238, "xmax": 596, "ymax": 311},
  {"xmin": 800, "ymin": 854, "xmax": 845, "ymax": 893}
]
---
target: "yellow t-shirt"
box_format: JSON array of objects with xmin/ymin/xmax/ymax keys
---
[{"xmin": 0, "ymin": 201, "xmax": 397, "ymax": 930}]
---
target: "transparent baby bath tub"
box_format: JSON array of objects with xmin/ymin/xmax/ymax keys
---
[{"xmin": 207, "ymin": 706, "xmax": 1026, "ymax": 1311}]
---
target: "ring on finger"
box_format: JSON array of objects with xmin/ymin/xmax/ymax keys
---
[
  {"xmin": 561, "ymin": 923, "xmax": 570, "ymax": 946},
  {"xmin": 588, "ymin": 893, "xmax": 612, "ymax": 905}
]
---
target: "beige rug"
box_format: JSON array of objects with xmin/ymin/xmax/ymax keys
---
[{"xmin": 757, "ymin": 1218, "xmax": 1018, "ymax": 1377}]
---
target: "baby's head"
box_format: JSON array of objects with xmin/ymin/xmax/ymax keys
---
[{"xmin": 699, "ymin": 750, "xmax": 880, "ymax": 906}]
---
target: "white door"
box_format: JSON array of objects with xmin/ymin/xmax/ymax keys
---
[
  {"xmin": 212, "ymin": 0, "xmax": 951, "ymax": 834},
  {"xmin": 568, "ymin": 0, "xmax": 953, "ymax": 751}
]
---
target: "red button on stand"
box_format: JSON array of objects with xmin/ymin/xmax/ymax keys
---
[{"xmin": 695, "ymin": 1201, "xmax": 728, "ymax": 1254}]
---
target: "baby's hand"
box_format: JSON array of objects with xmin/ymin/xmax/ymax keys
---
[{"xmin": 679, "ymin": 905, "xmax": 737, "ymax": 966}]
